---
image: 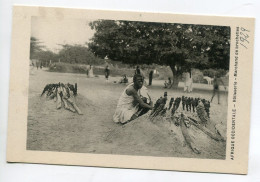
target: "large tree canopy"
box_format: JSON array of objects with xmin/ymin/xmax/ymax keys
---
[{"xmin": 88, "ymin": 20, "xmax": 230, "ymax": 85}]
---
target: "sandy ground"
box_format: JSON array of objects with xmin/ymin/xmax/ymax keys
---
[{"xmin": 27, "ymin": 69, "xmax": 227, "ymax": 159}]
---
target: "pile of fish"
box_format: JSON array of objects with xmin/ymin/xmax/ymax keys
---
[
  {"xmin": 150, "ymin": 94, "xmax": 211, "ymax": 121},
  {"xmin": 149, "ymin": 92, "xmax": 224, "ymax": 154},
  {"xmin": 41, "ymin": 82, "xmax": 83, "ymax": 115}
]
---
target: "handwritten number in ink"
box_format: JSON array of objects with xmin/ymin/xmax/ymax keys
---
[
  {"xmin": 241, "ymin": 27, "xmax": 250, "ymax": 32},
  {"xmin": 240, "ymin": 27, "xmax": 250, "ymax": 49}
]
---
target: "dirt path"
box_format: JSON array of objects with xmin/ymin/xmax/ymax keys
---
[{"xmin": 27, "ymin": 70, "xmax": 227, "ymax": 159}]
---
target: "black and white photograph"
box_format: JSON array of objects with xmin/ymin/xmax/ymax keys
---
[{"xmin": 27, "ymin": 16, "xmax": 230, "ymax": 159}]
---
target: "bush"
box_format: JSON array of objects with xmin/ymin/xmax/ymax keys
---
[
  {"xmin": 191, "ymin": 69, "xmax": 205, "ymax": 83},
  {"xmin": 93, "ymin": 66, "xmax": 135, "ymax": 77},
  {"xmin": 49, "ymin": 62, "xmax": 88, "ymax": 74},
  {"xmin": 49, "ymin": 62, "xmax": 135, "ymax": 77}
]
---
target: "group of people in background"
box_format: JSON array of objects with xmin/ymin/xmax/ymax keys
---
[{"xmin": 86, "ymin": 65, "xmax": 111, "ymax": 80}]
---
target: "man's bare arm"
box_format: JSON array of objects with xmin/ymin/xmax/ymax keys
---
[{"xmin": 126, "ymin": 88, "xmax": 153, "ymax": 109}]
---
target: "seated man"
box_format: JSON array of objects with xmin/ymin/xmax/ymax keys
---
[
  {"xmin": 164, "ymin": 77, "xmax": 172, "ymax": 88},
  {"xmin": 119, "ymin": 74, "xmax": 129, "ymax": 84},
  {"xmin": 113, "ymin": 74, "xmax": 153, "ymax": 124}
]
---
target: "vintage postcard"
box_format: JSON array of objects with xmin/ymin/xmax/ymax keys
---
[{"xmin": 7, "ymin": 6, "xmax": 255, "ymax": 174}]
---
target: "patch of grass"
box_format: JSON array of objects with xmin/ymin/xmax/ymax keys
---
[{"xmin": 49, "ymin": 62, "xmax": 89, "ymax": 74}]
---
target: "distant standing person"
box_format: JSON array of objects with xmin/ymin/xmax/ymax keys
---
[
  {"xmin": 36, "ymin": 60, "xmax": 39, "ymax": 70},
  {"xmin": 135, "ymin": 66, "xmax": 141, "ymax": 75},
  {"xmin": 105, "ymin": 66, "xmax": 110, "ymax": 80},
  {"xmin": 88, "ymin": 65, "xmax": 94, "ymax": 78},
  {"xmin": 184, "ymin": 70, "xmax": 193, "ymax": 92},
  {"xmin": 210, "ymin": 74, "xmax": 226, "ymax": 104},
  {"xmin": 86, "ymin": 66, "xmax": 89, "ymax": 77},
  {"xmin": 135, "ymin": 65, "xmax": 145, "ymax": 84},
  {"xmin": 148, "ymin": 70, "xmax": 153, "ymax": 86}
]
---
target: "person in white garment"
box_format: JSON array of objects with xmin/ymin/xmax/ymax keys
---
[
  {"xmin": 88, "ymin": 65, "xmax": 94, "ymax": 78},
  {"xmin": 184, "ymin": 71, "xmax": 193, "ymax": 92},
  {"xmin": 113, "ymin": 74, "xmax": 153, "ymax": 124}
]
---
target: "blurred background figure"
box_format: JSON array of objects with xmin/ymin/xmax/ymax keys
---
[
  {"xmin": 104, "ymin": 66, "xmax": 110, "ymax": 81},
  {"xmin": 135, "ymin": 66, "xmax": 141, "ymax": 75},
  {"xmin": 164, "ymin": 77, "xmax": 172, "ymax": 88},
  {"xmin": 88, "ymin": 65, "xmax": 94, "ymax": 78},
  {"xmin": 210, "ymin": 74, "xmax": 226, "ymax": 104},
  {"xmin": 149, "ymin": 70, "xmax": 153, "ymax": 86},
  {"xmin": 119, "ymin": 74, "xmax": 128, "ymax": 84},
  {"xmin": 184, "ymin": 70, "xmax": 193, "ymax": 92}
]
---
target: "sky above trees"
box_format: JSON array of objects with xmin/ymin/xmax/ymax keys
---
[{"xmin": 31, "ymin": 17, "xmax": 95, "ymax": 52}]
